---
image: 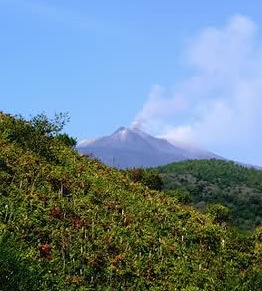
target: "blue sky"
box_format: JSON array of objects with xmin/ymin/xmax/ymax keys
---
[{"xmin": 1, "ymin": 0, "xmax": 262, "ymax": 166}]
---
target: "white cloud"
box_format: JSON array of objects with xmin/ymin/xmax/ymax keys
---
[
  {"xmin": 133, "ymin": 15, "xmax": 262, "ymax": 164},
  {"xmin": 187, "ymin": 15, "xmax": 256, "ymax": 75}
]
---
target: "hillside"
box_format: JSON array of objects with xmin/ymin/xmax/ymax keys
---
[
  {"xmin": 0, "ymin": 112, "xmax": 262, "ymax": 290},
  {"xmin": 156, "ymin": 159, "xmax": 262, "ymax": 230}
]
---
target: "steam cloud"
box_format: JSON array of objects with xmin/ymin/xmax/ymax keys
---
[{"xmin": 133, "ymin": 15, "xmax": 262, "ymax": 164}]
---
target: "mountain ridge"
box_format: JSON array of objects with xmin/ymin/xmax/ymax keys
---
[{"xmin": 77, "ymin": 127, "xmax": 221, "ymax": 168}]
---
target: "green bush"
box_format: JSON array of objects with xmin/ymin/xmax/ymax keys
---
[
  {"xmin": 127, "ymin": 168, "xmax": 163, "ymax": 191},
  {"xmin": 0, "ymin": 234, "xmax": 39, "ymax": 291},
  {"xmin": 208, "ymin": 204, "xmax": 231, "ymax": 225}
]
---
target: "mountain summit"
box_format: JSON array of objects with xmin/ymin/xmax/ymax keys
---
[{"xmin": 77, "ymin": 127, "xmax": 220, "ymax": 168}]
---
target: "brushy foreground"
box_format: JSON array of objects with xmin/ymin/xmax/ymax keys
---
[{"xmin": 0, "ymin": 112, "xmax": 262, "ymax": 290}]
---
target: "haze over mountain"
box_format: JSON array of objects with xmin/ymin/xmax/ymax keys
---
[{"xmin": 77, "ymin": 127, "xmax": 220, "ymax": 168}]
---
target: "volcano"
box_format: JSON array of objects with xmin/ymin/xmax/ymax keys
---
[{"xmin": 77, "ymin": 127, "xmax": 221, "ymax": 168}]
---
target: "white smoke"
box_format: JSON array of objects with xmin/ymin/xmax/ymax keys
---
[
  {"xmin": 133, "ymin": 15, "xmax": 262, "ymax": 165},
  {"xmin": 132, "ymin": 84, "xmax": 187, "ymax": 133}
]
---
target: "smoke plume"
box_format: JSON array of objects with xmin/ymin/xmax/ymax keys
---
[{"xmin": 133, "ymin": 15, "xmax": 262, "ymax": 165}]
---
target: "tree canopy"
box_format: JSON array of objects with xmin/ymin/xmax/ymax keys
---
[{"xmin": 156, "ymin": 159, "xmax": 262, "ymax": 230}]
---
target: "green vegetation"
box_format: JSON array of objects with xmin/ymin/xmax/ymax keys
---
[
  {"xmin": 125, "ymin": 168, "xmax": 164, "ymax": 191},
  {"xmin": 157, "ymin": 159, "xmax": 262, "ymax": 230},
  {"xmin": 1, "ymin": 112, "xmax": 262, "ymax": 290}
]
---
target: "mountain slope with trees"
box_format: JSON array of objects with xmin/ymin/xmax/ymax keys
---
[
  {"xmin": 0, "ymin": 112, "xmax": 262, "ymax": 290},
  {"xmin": 156, "ymin": 159, "xmax": 262, "ymax": 230}
]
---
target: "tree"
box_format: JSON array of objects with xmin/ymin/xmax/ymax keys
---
[
  {"xmin": 127, "ymin": 168, "xmax": 163, "ymax": 191},
  {"xmin": 165, "ymin": 189, "xmax": 192, "ymax": 204},
  {"xmin": 29, "ymin": 112, "xmax": 70, "ymax": 137},
  {"xmin": 208, "ymin": 204, "xmax": 231, "ymax": 225}
]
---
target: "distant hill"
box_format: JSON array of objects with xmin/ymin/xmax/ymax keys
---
[
  {"xmin": 156, "ymin": 159, "xmax": 262, "ymax": 230},
  {"xmin": 77, "ymin": 127, "xmax": 221, "ymax": 168},
  {"xmin": 1, "ymin": 112, "xmax": 262, "ymax": 290}
]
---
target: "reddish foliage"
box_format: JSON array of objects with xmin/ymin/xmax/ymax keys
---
[
  {"xmin": 50, "ymin": 207, "xmax": 65, "ymax": 220},
  {"xmin": 123, "ymin": 213, "xmax": 133, "ymax": 226},
  {"xmin": 38, "ymin": 244, "xmax": 52, "ymax": 259},
  {"xmin": 70, "ymin": 216, "xmax": 88, "ymax": 229},
  {"xmin": 111, "ymin": 254, "xmax": 125, "ymax": 264},
  {"xmin": 104, "ymin": 200, "xmax": 120, "ymax": 210},
  {"xmin": 66, "ymin": 275, "xmax": 82, "ymax": 284}
]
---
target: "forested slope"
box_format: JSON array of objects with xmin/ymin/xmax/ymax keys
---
[
  {"xmin": 157, "ymin": 159, "xmax": 262, "ymax": 230},
  {"xmin": 0, "ymin": 112, "xmax": 262, "ymax": 290}
]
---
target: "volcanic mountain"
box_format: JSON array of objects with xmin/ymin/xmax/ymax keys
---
[{"xmin": 77, "ymin": 127, "xmax": 221, "ymax": 168}]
